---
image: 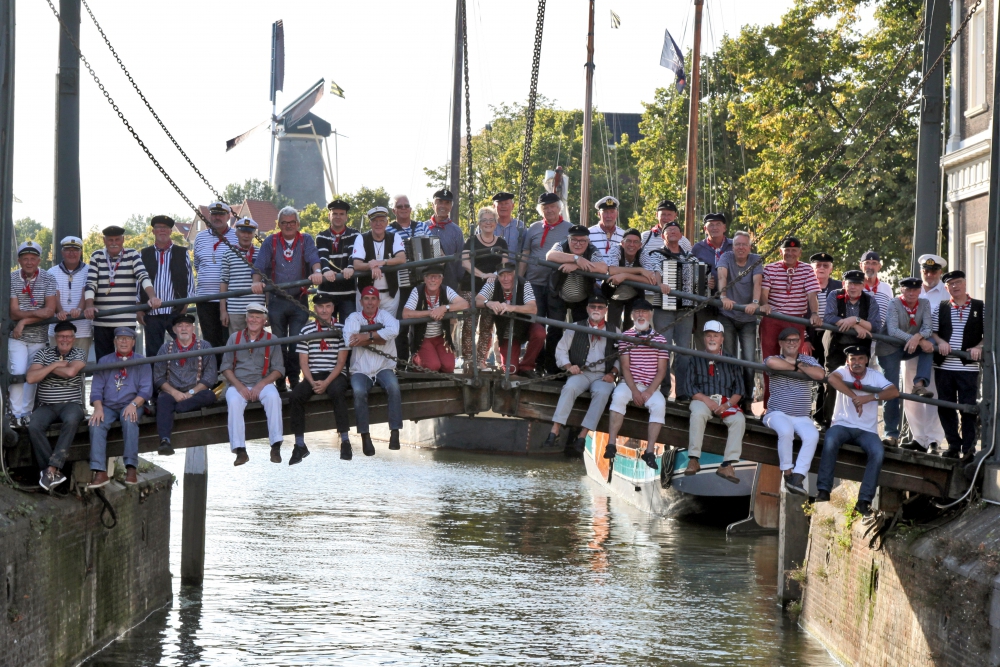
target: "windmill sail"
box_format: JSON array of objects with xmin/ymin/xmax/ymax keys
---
[
  {"xmin": 270, "ymin": 20, "xmax": 285, "ymax": 104},
  {"xmin": 280, "ymin": 79, "xmax": 325, "ymax": 128},
  {"xmin": 226, "ymin": 120, "xmax": 268, "ymax": 152}
]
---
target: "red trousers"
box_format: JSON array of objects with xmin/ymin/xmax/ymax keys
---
[
  {"xmin": 760, "ymin": 315, "xmax": 806, "ymax": 405},
  {"xmin": 496, "ymin": 323, "xmax": 546, "ymax": 374},
  {"xmin": 414, "ymin": 336, "xmax": 456, "ymax": 373}
]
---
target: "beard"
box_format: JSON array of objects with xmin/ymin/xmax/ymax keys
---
[
  {"xmin": 633, "ymin": 319, "xmax": 651, "ymax": 332},
  {"xmin": 589, "ymin": 313, "xmax": 604, "ymax": 324}
]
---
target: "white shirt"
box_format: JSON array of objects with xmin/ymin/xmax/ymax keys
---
[
  {"xmin": 830, "ymin": 366, "xmax": 893, "ymax": 431},
  {"xmin": 588, "ymin": 223, "xmax": 626, "ymax": 256},
  {"xmin": 342, "ymin": 309, "xmax": 400, "ymax": 379},
  {"xmin": 921, "ymin": 280, "xmax": 949, "ymax": 313},
  {"xmin": 48, "ymin": 262, "xmax": 92, "ymax": 338},
  {"xmin": 351, "ymin": 233, "xmax": 405, "ymax": 291}
]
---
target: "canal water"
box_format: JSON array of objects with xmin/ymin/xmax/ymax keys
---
[{"xmin": 84, "ymin": 435, "xmax": 836, "ymax": 666}]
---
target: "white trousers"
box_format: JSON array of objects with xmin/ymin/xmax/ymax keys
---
[
  {"xmin": 226, "ymin": 384, "xmax": 284, "ymax": 451},
  {"xmin": 902, "ymin": 357, "xmax": 946, "ymax": 446},
  {"xmin": 762, "ymin": 411, "xmax": 819, "ymax": 476},
  {"xmin": 8, "ymin": 339, "xmax": 46, "ymax": 417},
  {"xmin": 609, "ymin": 381, "xmax": 666, "ymax": 424}
]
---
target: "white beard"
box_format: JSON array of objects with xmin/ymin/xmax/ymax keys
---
[
  {"xmin": 633, "ymin": 320, "xmax": 651, "ymax": 332},
  {"xmin": 589, "ymin": 314, "xmax": 604, "ymax": 324}
]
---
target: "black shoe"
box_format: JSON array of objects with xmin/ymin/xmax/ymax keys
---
[
  {"xmin": 785, "ymin": 473, "xmax": 808, "ymax": 496},
  {"xmin": 361, "ymin": 433, "xmax": 375, "ymax": 457},
  {"xmin": 942, "ymin": 448, "xmax": 960, "ymax": 459},
  {"xmin": 900, "ymin": 440, "xmax": 928, "ymax": 452},
  {"xmin": 233, "ymin": 447, "xmax": 249, "ymax": 466},
  {"xmin": 674, "ymin": 395, "xmax": 692, "ymax": 406},
  {"xmin": 340, "ymin": 440, "xmax": 353, "ymax": 461},
  {"xmin": 640, "ymin": 451, "xmax": 658, "ymax": 469},
  {"xmin": 853, "ymin": 500, "xmax": 872, "ymax": 518},
  {"xmin": 929, "ymin": 441, "xmax": 940, "ymax": 451},
  {"xmin": 157, "ymin": 439, "xmax": 175, "ymax": 456},
  {"xmin": 573, "ymin": 437, "xmax": 586, "ymax": 454},
  {"xmin": 815, "ymin": 489, "xmax": 831, "ymax": 502},
  {"xmin": 289, "ymin": 445, "xmax": 309, "ymax": 466},
  {"xmin": 389, "ymin": 430, "xmax": 400, "ymax": 450},
  {"xmin": 542, "ymin": 432, "xmax": 557, "ymax": 449},
  {"xmin": 274, "ymin": 378, "xmax": 287, "ymax": 393},
  {"xmin": 270, "ymin": 444, "xmax": 282, "ymax": 463},
  {"xmin": 961, "ymin": 449, "xmax": 977, "ymax": 465},
  {"xmin": 603, "ymin": 443, "xmax": 617, "ymax": 460}
]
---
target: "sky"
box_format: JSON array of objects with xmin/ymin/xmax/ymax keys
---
[{"xmin": 12, "ymin": 0, "xmax": 803, "ymax": 232}]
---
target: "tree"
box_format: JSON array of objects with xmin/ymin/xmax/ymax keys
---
[
  {"xmin": 14, "ymin": 217, "xmax": 54, "ymax": 269},
  {"xmin": 295, "ymin": 186, "xmax": 392, "ymax": 238},
  {"xmin": 82, "ymin": 213, "xmax": 191, "ymax": 258},
  {"xmin": 222, "ymin": 179, "xmax": 293, "ymax": 210}
]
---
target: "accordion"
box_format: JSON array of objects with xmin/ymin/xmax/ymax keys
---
[
  {"xmin": 398, "ymin": 236, "xmax": 444, "ymax": 288},
  {"xmin": 658, "ymin": 257, "xmax": 709, "ymax": 310}
]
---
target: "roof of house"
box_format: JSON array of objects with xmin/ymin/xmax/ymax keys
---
[{"xmin": 232, "ymin": 200, "xmax": 280, "ymax": 234}]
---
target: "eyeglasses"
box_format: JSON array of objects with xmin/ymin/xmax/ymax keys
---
[{"xmin": 394, "ymin": 204, "xmax": 411, "ymax": 209}]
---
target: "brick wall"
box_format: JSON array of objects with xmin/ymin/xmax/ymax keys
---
[
  {"xmin": 0, "ymin": 464, "xmax": 173, "ymax": 667},
  {"xmin": 800, "ymin": 482, "xmax": 999, "ymax": 666}
]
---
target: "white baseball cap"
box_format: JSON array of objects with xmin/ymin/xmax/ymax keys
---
[{"xmin": 703, "ymin": 320, "xmax": 724, "ymax": 333}]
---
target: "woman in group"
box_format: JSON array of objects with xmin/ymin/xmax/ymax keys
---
[{"xmin": 461, "ymin": 207, "xmax": 509, "ymax": 370}]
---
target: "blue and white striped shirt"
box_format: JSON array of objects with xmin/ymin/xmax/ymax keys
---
[
  {"xmin": 193, "ymin": 227, "xmax": 239, "ymax": 300},
  {"xmin": 149, "ymin": 244, "xmax": 194, "ymax": 316},
  {"xmin": 765, "ymin": 354, "xmax": 820, "ymax": 417}
]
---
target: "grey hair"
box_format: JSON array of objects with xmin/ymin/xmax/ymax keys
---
[
  {"xmin": 277, "ymin": 206, "xmax": 300, "ymax": 223},
  {"xmin": 733, "ymin": 230, "xmax": 752, "ymax": 244},
  {"xmin": 389, "ymin": 194, "xmax": 410, "ymax": 208},
  {"xmin": 478, "ymin": 207, "xmax": 498, "ymax": 223},
  {"xmin": 535, "ymin": 199, "xmax": 564, "ymax": 219}
]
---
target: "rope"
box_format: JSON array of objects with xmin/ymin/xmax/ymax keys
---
[
  {"xmin": 94, "ymin": 489, "xmax": 118, "ymax": 530},
  {"xmin": 516, "ymin": 0, "xmax": 547, "ymax": 223}
]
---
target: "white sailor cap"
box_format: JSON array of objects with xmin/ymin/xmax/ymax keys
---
[
  {"xmin": 234, "ymin": 217, "xmax": 259, "ymax": 230},
  {"xmin": 366, "ymin": 206, "xmax": 390, "ymax": 220},
  {"xmin": 245, "ymin": 303, "xmax": 268, "ymax": 315},
  {"xmin": 60, "ymin": 235, "xmax": 84, "ymax": 249},
  {"xmin": 17, "ymin": 241, "xmax": 42, "ymax": 256},
  {"xmin": 595, "ymin": 196, "xmax": 620, "ymax": 210},
  {"xmin": 918, "ymin": 253, "xmax": 946, "ymax": 270},
  {"xmin": 207, "ymin": 201, "xmax": 232, "ymax": 214}
]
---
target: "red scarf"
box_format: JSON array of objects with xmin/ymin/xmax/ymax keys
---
[
  {"xmin": 363, "ymin": 310, "xmax": 379, "ymax": 326},
  {"xmin": 539, "ymin": 217, "xmax": 564, "ymax": 248},
  {"xmin": 951, "ymin": 299, "xmax": 969, "ymax": 321},
  {"xmin": 782, "ymin": 261, "xmax": 798, "ymax": 295},
  {"xmin": 900, "ymin": 297, "xmax": 919, "ymax": 327},
  {"xmin": 850, "ymin": 370, "xmax": 866, "ymax": 390},
  {"xmin": 233, "ymin": 329, "xmax": 271, "ymax": 377},
  {"xmin": 156, "ymin": 243, "xmax": 172, "ymax": 265},
  {"xmin": 276, "ymin": 233, "xmax": 302, "ymax": 260},
  {"xmin": 240, "ymin": 244, "xmax": 255, "ymax": 263},
  {"xmin": 329, "ymin": 227, "xmax": 347, "ymax": 252},
  {"xmin": 114, "ymin": 352, "xmax": 133, "ymax": 384},
  {"xmin": 589, "ymin": 319, "xmax": 606, "ymax": 346},
  {"xmin": 316, "ymin": 320, "xmax": 331, "ymax": 351},
  {"xmin": 428, "ymin": 216, "xmax": 452, "ymax": 232},
  {"xmin": 708, "ymin": 237, "xmax": 725, "ymax": 263},
  {"xmin": 864, "ymin": 278, "xmax": 879, "ymax": 294},
  {"xmin": 20, "ymin": 270, "xmax": 38, "ymax": 307},
  {"xmin": 176, "ymin": 337, "xmax": 196, "ymax": 366}
]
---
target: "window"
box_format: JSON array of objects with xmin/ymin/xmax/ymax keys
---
[
  {"xmin": 967, "ymin": 232, "xmax": 986, "ymax": 300},
  {"xmin": 967, "ymin": 7, "xmax": 987, "ymax": 114}
]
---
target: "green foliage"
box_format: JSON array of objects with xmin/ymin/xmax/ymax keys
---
[
  {"xmin": 297, "ymin": 186, "xmax": 391, "ymax": 237},
  {"xmin": 15, "ymin": 217, "xmax": 54, "ymax": 269},
  {"xmin": 223, "ymin": 178, "xmax": 292, "ymax": 209},
  {"xmin": 83, "ymin": 213, "xmax": 191, "ymax": 258}
]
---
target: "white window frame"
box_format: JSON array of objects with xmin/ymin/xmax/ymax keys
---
[
  {"xmin": 967, "ymin": 231, "xmax": 987, "ymax": 300},
  {"xmin": 966, "ymin": 6, "xmax": 988, "ymax": 117}
]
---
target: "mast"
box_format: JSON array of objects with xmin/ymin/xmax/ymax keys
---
[
  {"xmin": 53, "ymin": 0, "xmax": 82, "ymax": 264},
  {"xmin": 684, "ymin": 0, "xmax": 704, "ymax": 241},
  {"xmin": 449, "ymin": 0, "xmax": 463, "ymax": 221},
  {"xmin": 579, "ymin": 0, "xmax": 596, "ymax": 226}
]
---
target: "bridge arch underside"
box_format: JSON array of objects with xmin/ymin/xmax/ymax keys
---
[{"xmin": 4, "ymin": 375, "xmax": 966, "ymax": 500}]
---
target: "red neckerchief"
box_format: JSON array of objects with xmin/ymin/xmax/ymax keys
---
[
  {"xmin": 428, "ymin": 216, "xmax": 452, "ymax": 232},
  {"xmin": 233, "ymin": 329, "xmax": 271, "ymax": 377},
  {"xmin": 176, "ymin": 337, "xmax": 196, "ymax": 366},
  {"xmin": 600, "ymin": 226, "xmax": 616, "ymax": 253},
  {"xmin": 589, "ymin": 319, "xmax": 606, "ymax": 346},
  {"xmin": 651, "ymin": 224, "xmax": 663, "ymax": 237},
  {"xmin": 329, "ymin": 226, "xmax": 347, "ymax": 252},
  {"xmin": 107, "ymin": 250, "xmax": 123, "ymax": 289},
  {"xmin": 502, "ymin": 288, "xmax": 514, "ymax": 304},
  {"xmin": 271, "ymin": 233, "xmax": 308, "ymax": 296},
  {"xmin": 114, "ymin": 352, "xmax": 133, "ymax": 384},
  {"xmin": 212, "ymin": 228, "xmax": 228, "ymax": 253},
  {"xmin": 426, "ymin": 291, "xmax": 440, "ymax": 311},
  {"xmin": 864, "ymin": 278, "xmax": 879, "ymax": 294},
  {"xmin": 20, "ymin": 270, "xmax": 38, "ymax": 307},
  {"xmin": 900, "ymin": 297, "xmax": 919, "ymax": 327},
  {"xmin": 539, "ymin": 217, "xmax": 564, "ymax": 248},
  {"xmin": 278, "ymin": 233, "xmax": 302, "ymax": 261},
  {"xmin": 708, "ymin": 237, "xmax": 725, "ymax": 263},
  {"xmin": 782, "ymin": 261, "xmax": 798, "ymax": 295},
  {"xmin": 850, "ymin": 370, "xmax": 866, "ymax": 391},
  {"xmin": 363, "ymin": 310, "xmax": 379, "ymax": 326},
  {"xmin": 709, "ymin": 359, "xmax": 715, "ymax": 376},
  {"xmin": 239, "ymin": 244, "xmax": 255, "ymax": 263},
  {"xmin": 156, "ymin": 243, "xmax": 172, "ymax": 265},
  {"xmin": 951, "ymin": 299, "xmax": 969, "ymax": 321},
  {"xmin": 316, "ymin": 320, "xmax": 331, "ymax": 351}
]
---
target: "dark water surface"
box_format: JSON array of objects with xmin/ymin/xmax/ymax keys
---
[{"xmin": 83, "ymin": 437, "xmax": 835, "ymax": 666}]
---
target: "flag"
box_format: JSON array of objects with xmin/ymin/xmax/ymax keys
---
[
  {"xmin": 270, "ymin": 20, "xmax": 285, "ymax": 104},
  {"xmin": 610, "ymin": 10, "xmax": 621, "ymax": 29},
  {"xmin": 659, "ymin": 28, "xmax": 686, "ymax": 91},
  {"xmin": 330, "ymin": 80, "xmax": 345, "ymax": 98}
]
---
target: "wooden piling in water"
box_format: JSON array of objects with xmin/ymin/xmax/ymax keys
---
[{"xmin": 181, "ymin": 446, "xmax": 208, "ymax": 586}]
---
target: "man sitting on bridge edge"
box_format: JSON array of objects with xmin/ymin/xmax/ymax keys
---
[
  {"xmin": 605, "ymin": 300, "xmax": 669, "ymax": 468},
  {"xmin": 152, "ymin": 313, "xmax": 218, "ymax": 457},
  {"xmin": 816, "ymin": 345, "xmax": 897, "ymax": 518},
  {"xmin": 343, "ymin": 286, "xmax": 403, "ymax": 459},
  {"xmin": 288, "ymin": 292, "xmax": 350, "ymax": 465},
  {"xmin": 87, "ymin": 327, "xmax": 153, "ymax": 489},
  {"xmin": 221, "ymin": 303, "xmax": 286, "ymax": 467},
  {"xmin": 544, "ymin": 294, "xmax": 619, "ymax": 455}
]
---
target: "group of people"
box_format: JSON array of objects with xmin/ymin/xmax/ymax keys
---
[{"xmin": 13, "ymin": 190, "xmax": 984, "ymax": 516}]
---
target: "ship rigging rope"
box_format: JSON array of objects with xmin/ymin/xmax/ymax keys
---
[
  {"xmin": 462, "ymin": 0, "xmax": 475, "ymax": 230},
  {"xmin": 516, "ymin": 0, "xmax": 547, "ymax": 224}
]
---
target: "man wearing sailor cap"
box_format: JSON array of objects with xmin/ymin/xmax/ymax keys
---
[
  {"xmin": 352, "ymin": 206, "xmax": 407, "ymax": 316},
  {"xmin": 193, "ymin": 201, "xmax": 239, "ymax": 356},
  {"xmin": 219, "ymin": 217, "xmax": 265, "ymax": 336},
  {"xmin": 588, "ymin": 196, "xmax": 626, "ymax": 256},
  {"xmin": 139, "ymin": 215, "xmax": 194, "ymax": 361},
  {"xmin": 48, "ymin": 235, "xmax": 92, "ymax": 358}
]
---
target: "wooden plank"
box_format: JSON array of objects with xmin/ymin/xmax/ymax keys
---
[{"xmin": 753, "ymin": 464, "xmax": 782, "ymax": 529}]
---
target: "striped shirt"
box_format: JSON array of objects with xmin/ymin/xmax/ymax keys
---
[
  {"xmin": 638, "ymin": 228, "xmax": 693, "ymax": 255},
  {"xmin": 390, "ymin": 220, "xmax": 428, "ymax": 241},
  {"xmin": 193, "ymin": 227, "xmax": 239, "ymax": 300},
  {"xmin": 405, "ymin": 286, "xmax": 460, "ymax": 338},
  {"xmin": 84, "ymin": 248, "xmax": 152, "ymax": 328},
  {"xmin": 619, "ymin": 329, "xmax": 669, "ymax": 386},
  {"xmin": 862, "ymin": 279, "xmax": 893, "ymax": 332},
  {"xmin": 220, "ymin": 245, "xmax": 264, "ymax": 315},
  {"xmin": 48, "ymin": 262, "xmax": 92, "ymax": 338},
  {"xmin": 342, "ymin": 309, "xmax": 400, "ymax": 378},
  {"xmin": 605, "ymin": 244, "xmax": 660, "ymax": 273},
  {"xmin": 765, "ymin": 354, "xmax": 820, "ymax": 417},
  {"xmin": 690, "ymin": 352, "xmax": 745, "ymax": 398},
  {"xmin": 476, "ymin": 280, "xmax": 536, "ymax": 303},
  {"xmin": 932, "ymin": 302, "xmax": 975, "ymax": 372},
  {"xmin": 588, "ymin": 224, "xmax": 626, "ymax": 256},
  {"xmin": 761, "ymin": 261, "xmax": 820, "ymax": 316},
  {"xmin": 316, "ymin": 226, "xmax": 361, "ymax": 299},
  {"xmin": 32, "ymin": 346, "xmax": 85, "ymax": 406},
  {"xmin": 296, "ymin": 321, "xmax": 347, "ymax": 375},
  {"xmin": 149, "ymin": 244, "xmax": 194, "ymax": 316},
  {"xmin": 815, "ymin": 279, "xmax": 841, "ymax": 321},
  {"xmin": 10, "ymin": 269, "xmax": 58, "ymax": 344}
]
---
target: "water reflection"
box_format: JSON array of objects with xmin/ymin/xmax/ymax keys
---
[{"xmin": 83, "ymin": 436, "xmax": 834, "ymax": 666}]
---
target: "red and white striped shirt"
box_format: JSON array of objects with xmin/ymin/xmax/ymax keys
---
[
  {"xmin": 762, "ymin": 261, "xmax": 820, "ymax": 316},
  {"xmin": 618, "ymin": 329, "xmax": 669, "ymax": 386}
]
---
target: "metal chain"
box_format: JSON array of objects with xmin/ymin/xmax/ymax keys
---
[
  {"xmin": 516, "ymin": 0, "xmax": 547, "ymax": 223},
  {"xmin": 462, "ymin": 0, "xmax": 475, "ymax": 232}
]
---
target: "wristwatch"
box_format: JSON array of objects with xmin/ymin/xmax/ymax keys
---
[
  {"xmin": 445, "ymin": 305, "xmax": 451, "ymax": 312},
  {"xmin": 130, "ymin": 401, "xmax": 139, "ymax": 408},
  {"xmin": 752, "ymin": 299, "xmax": 759, "ymax": 304},
  {"xmin": 874, "ymin": 393, "xmax": 880, "ymax": 401},
  {"xmin": 573, "ymin": 254, "xmax": 580, "ymax": 262},
  {"xmin": 188, "ymin": 389, "xmax": 196, "ymax": 396},
  {"xmin": 368, "ymin": 331, "xmax": 374, "ymax": 341}
]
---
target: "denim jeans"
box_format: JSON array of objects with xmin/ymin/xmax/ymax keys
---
[
  {"xmin": 878, "ymin": 347, "xmax": 933, "ymax": 439},
  {"xmin": 653, "ymin": 308, "xmax": 694, "ymax": 398},
  {"xmin": 267, "ymin": 295, "xmax": 310, "ymax": 383},
  {"xmin": 721, "ymin": 316, "xmax": 758, "ymax": 404},
  {"xmin": 817, "ymin": 425, "xmax": 884, "ymax": 503},
  {"xmin": 89, "ymin": 406, "xmax": 140, "ymax": 471},
  {"xmin": 351, "ymin": 369, "xmax": 403, "ymax": 433},
  {"xmin": 156, "ymin": 389, "xmax": 217, "ymax": 441},
  {"xmin": 28, "ymin": 402, "xmax": 85, "ymax": 469},
  {"xmin": 143, "ymin": 313, "xmax": 176, "ymax": 359}
]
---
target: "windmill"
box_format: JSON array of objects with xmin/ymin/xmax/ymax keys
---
[{"xmin": 225, "ymin": 20, "xmax": 339, "ymax": 208}]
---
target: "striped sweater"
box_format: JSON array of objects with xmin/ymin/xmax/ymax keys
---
[{"xmin": 85, "ymin": 247, "xmax": 152, "ymax": 328}]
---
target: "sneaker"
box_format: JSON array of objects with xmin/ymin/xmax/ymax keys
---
[
  {"xmin": 18, "ymin": 415, "xmax": 30, "ymax": 428},
  {"xmin": 573, "ymin": 437, "xmax": 586, "ymax": 454},
  {"xmin": 157, "ymin": 439, "xmax": 175, "ymax": 456},
  {"xmin": 124, "ymin": 466, "xmax": 138, "ymax": 486},
  {"xmin": 289, "ymin": 445, "xmax": 310, "ymax": 466},
  {"xmin": 911, "ymin": 384, "xmax": 934, "ymax": 398},
  {"xmin": 603, "ymin": 443, "xmax": 618, "ymax": 460},
  {"xmin": 785, "ymin": 472, "xmax": 808, "ymax": 496},
  {"xmin": 683, "ymin": 457, "xmax": 700, "ymax": 475},
  {"xmin": 39, "ymin": 469, "xmax": 52, "ymax": 491},
  {"xmin": 715, "ymin": 465, "xmax": 740, "ymax": 484},
  {"xmin": 361, "ymin": 434, "xmax": 375, "ymax": 457},
  {"xmin": 270, "ymin": 444, "xmax": 282, "ymax": 463},
  {"xmin": 340, "ymin": 440, "xmax": 353, "ymax": 461},
  {"xmin": 389, "ymin": 430, "xmax": 400, "ymax": 450},
  {"xmin": 853, "ymin": 500, "xmax": 872, "ymax": 518},
  {"xmin": 87, "ymin": 471, "xmax": 110, "ymax": 489},
  {"xmin": 233, "ymin": 448, "xmax": 249, "ymax": 466},
  {"xmin": 640, "ymin": 451, "xmax": 658, "ymax": 470},
  {"xmin": 814, "ymin": 489, "xmax": 831, "ymax": 502}
]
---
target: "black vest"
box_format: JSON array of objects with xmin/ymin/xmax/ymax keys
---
[
  {"xmin": 409, "ymin": 284, "xmax": 454, "ymax": 354},
  {"xmin": 934, "ymin": 298, "xmax": 984, "ymax": 367},
  {"xmin": 140, "ymin": 245, "xmax": 189, "ymax": 314},
  {"xmin": 548, "ymin": 240, "xmax": 599, "ymax": 299},
  {"xmin": 356, "ymin": 231, "xmax": 400, "ymax": 296},
  {"xmin": 489, "ymin": 279, "xmax": 530, "ymax": 342},
  {"xmin": 600, "ymin": 248, "xmax": 642, "ymax": 300},
  {"xmin": 831, "ymin": 290, "xmax": 873, "ymax": 347},
  {"xmin": 567, "ymin": 319, "xmax": 619, "ymax": 373}
]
